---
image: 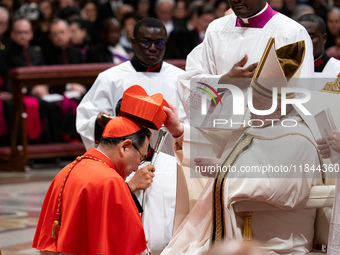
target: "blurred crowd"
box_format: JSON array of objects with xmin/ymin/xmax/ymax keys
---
[
  {"xmin": 0, "ymin": 0, "xmax": 339, "ymax": 146},
  {"xmin": 0, "ymin": 0, "xmax": 340, "ymax": 89}
]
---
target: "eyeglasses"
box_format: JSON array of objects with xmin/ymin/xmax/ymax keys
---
[
  {"xmin": 138, "ymin": 37, "xmax": 166, "ymax": 50},
  {"xmin": 13, "ymin": 30, "xmax": 32, "ymax": 35},
  {"xmin": 132, "ymin": 143, "xmax": 147, "ymax": 165}
]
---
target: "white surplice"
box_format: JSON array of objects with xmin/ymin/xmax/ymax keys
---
[{"xmin": 126, "ymin": 152, "xmax": 177, "ymax": 255}]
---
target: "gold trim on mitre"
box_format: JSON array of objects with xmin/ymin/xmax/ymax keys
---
[
  {"xmin": 251, "ymin": 37, "xmax": 305, "ymax": 99},
  {"xmin": 320, "ymin": 73, "xmax": 340, "ymax": 94}
]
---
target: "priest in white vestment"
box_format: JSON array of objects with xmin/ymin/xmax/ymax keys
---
[
  {"xmin": 173, "ymin": 0, "xmax": 315, "ymax": 218},
  {"xmin": 161, "ymin": 38, "xmax": 323, "ymax": 254},
  {"xmin": 178, "ymin": 0, "xmax": 314, "ymax": 120}
]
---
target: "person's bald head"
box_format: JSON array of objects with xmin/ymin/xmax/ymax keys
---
[{"xmin": 11, "ymin": 18, "xmax": 33, "ymax": 47}]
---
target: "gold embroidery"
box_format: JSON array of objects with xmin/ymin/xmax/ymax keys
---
[
  {"xmin": 243, "ymin": 211, "xmax": 253, "ymax": 241},
  {"xmin": 320, "ymin": 73, "xmax": 340, "ymax": 93},
  {"xmin": 212, "ymin": 133, "xmax": 254, "ymax": 245}
]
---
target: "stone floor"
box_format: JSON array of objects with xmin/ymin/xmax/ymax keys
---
[{"xmin": 0, "ymin": 160, "xmax": 71, "ymax": 255}]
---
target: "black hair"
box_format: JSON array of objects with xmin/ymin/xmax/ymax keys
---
[
  {"xmin": 69, "ymin": 19, "xmax": 92, "ymax": 44},
  {"xmin": 69, "ymin": 18, "xmax": 87, "ymax": 30},
  {"xmin": 133, "ymin": 17, "xmax": 167, "ymax": 39},
  {"xmin": 57, "ymin": 6, "xmax": 80, "ymax": 22},
  {"xmin": 297, "ymin": 13, "xmax": 326, "ymax": 34},
  {"xmin": 196, "ymin": 3, "xmax": 215, "ymax": 17},
  {"xmin": 121, "ymin": 12, "xmax": 142, "ymax": 27},
  {"xmin": 188, "ymin": 1, "xmax": 203, "ymax": 19},
  {"xmin": 50, "ymin": 18, "xmax": 69, "ymax": 27},
  {"xmin": 100, "ymin": 127, "xmax": 152, "ymax": 149},
  {"xmin": 101, "ymin": 17, "xmax": 121, "ymax": 32},
  {"xmin": 214, "ymin": 0, "xmax": 229, "ymax": 9},
  {"xmin": 115, "ymin": 98, "xmax": 123, "ymax": 116},
  {"xmin": 80, "ymin": 0, "xmax": 98, "ymax": 9}
]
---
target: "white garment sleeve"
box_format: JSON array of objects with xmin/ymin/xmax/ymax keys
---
[
  {"xmin": 178, "ymin": 24, "xmax": 224, "ymax": 119},
  {"xmin": 76, "ymin": 73, "xmax": 117, "ymax": 150}
]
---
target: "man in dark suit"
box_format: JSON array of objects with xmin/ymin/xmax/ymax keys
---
[
  {"xmin": 1, "ymin": 18, "xmax": 44, "ymax": 90},
  {"xmin": 39, "ymin": 18, "xmax": 85, "ymax": 97},
  {"xmin": 164, "ymin": 2, "xmax": 215, "ymax": 59},
  {"xmin": 0, "ymin": 18, "xmax": 46, "ymax": 145},
  {"xmin": 42, "ymin": 18, "xmax": 83, "ymax": 65},
  {"xmin": 0, "ymin": 6, "xmax": 10, "ymax": 55},
  {"xmin": 40, "ymin": 18, "xmax": 85, "ymax": 143},
  {"xmin": 86, "ymin": 18, "xmax": 130, "ymax": 64},
  {"xmin": 0, "ymin": 6, "xmax": 10, "ymax": 98}
]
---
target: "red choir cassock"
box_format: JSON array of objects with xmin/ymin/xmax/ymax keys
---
[{"xmin": 33, "ymin": 118, "xmax": 147, "ymax": 254}]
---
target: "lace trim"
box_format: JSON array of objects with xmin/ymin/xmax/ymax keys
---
[{"xmin": 328, "ymin": 223, "xmax": 340, "ymax": 249}]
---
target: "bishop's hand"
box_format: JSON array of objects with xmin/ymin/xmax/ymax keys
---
[
  {"xmin": 194, "ymin": 157, "xmax": 222, "ymax": 178},
  {"xmin": 316, "ymin": 138, "xmax": 330, "ymax": 159},
  {"xmin": 328, "ymin": 130, "xmax": 340, "ymax": 153},
  {"xmin": 163, "ymin": 103, "xmax": 184, "ymax": 139}
]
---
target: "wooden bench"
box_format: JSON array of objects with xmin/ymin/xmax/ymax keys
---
[{"xmin": 0, "ymin": 60, "xmax": 186, "ymax": 171}]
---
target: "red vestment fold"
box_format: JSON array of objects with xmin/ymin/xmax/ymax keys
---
[{"xmin": 33, "ymin": 148, "xmax": 147, "ymax": 255}]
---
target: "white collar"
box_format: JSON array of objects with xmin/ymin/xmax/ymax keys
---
[
  {"xmin": 95, "ymin": 148, "xmax": 111, "ymax": 162},
  {"xmin": 108, "ymin": 44, "xmax": 121, "ymax": 53}
]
